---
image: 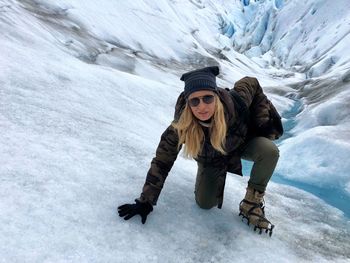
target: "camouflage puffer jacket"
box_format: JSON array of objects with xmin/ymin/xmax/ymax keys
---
[{"xmin": 137, "ymin": 77, "xmax": 283, "ymax": 206}]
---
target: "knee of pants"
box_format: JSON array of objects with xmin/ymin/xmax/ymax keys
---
[
  {"xmin": 256, "ymin": 138, "xmax": 280, "ymax": 161},
  {"xmin": 265, "ymin": 142, "xmax": 280, "ymax": 159},
  {"xmin": 195, "ymin": 194, "xmax": 217, "ymax": 210},
  {"xmin": 195, "ymin": 199, "xmax": 216, "ymax": 210}
]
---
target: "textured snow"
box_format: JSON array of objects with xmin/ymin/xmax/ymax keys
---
[
  {"xmin": 223, "ymin": 0, "xmax": 350, "ymax": 198},
  {"xmin": 1, "ymin": 0, "xmax": 350, "ymax": 262}
]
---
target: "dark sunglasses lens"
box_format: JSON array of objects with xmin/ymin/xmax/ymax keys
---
[
  {"xmin": 202, "ymin": 95, "xmax": 214, "ymax": 104},
  {"xmin": 188, "ymin": 95, "xmax": 215, "ymax": 107},
  {"xmin": 189, "ymin": 98, "xmax": 200, "ymax": 107}
]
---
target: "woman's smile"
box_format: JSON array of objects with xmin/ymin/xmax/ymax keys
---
[{"xmin": 198, "ymin": 111, "xmax": 209, "ymax": 117}]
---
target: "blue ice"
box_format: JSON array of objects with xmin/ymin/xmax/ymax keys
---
[{"xmin": 242, "ymin": 98, "xmax": 350, "ymax": 218}]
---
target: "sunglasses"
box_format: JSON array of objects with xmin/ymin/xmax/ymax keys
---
[{"xmin": 188, "ymin": 95, "xmax": 215, "ymax": 107}]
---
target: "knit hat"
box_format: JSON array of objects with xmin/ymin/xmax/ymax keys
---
[{"xmin": 180, "ymin": 66, "xmax": 219, "ymax": 98}]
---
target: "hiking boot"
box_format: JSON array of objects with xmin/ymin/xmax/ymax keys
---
[{"xmin": 239, "ymin": 187, "xmax": 274, "ymax": 236}]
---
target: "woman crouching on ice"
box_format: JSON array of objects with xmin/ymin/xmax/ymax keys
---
[{"xmin": 118, "ymin": 66, "xmax": 283, "ymax": 236}]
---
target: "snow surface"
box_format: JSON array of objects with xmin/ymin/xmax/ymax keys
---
[{"xmin": 1, "ymin": 0, "xmax": 350, "ymax": 262}]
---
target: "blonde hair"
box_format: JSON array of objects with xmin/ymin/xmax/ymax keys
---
[{"xmin": 172, "ymin": 95, "xmax": 227, "ymax": 158}]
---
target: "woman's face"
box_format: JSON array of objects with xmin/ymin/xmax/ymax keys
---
[{"xmin": 188, "ymin": 90, "xmax": 216, "ymax": 121}]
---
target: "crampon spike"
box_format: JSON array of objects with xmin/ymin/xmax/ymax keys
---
[{"xmin": 269, "ymin": 225, "xmax": 275, "ymax": 237}]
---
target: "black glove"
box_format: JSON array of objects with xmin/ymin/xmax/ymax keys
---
[{"xmin": 118, "ymin": 200, "xmax": 153, "ymax": 224}]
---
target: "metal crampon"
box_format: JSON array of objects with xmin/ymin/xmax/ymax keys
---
[
  {"xmin": 239, "ymin": 208, "xmax": 274, "ymax": 237},
  {"xmin": 239, "ymin": 187, "xmax": 275, "ymax": 237}
]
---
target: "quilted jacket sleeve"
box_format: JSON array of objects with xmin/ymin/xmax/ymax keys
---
[
  {"xmin": 137, "ymin": 124, "xmax": 180, "ymax": 205},
  {"xmin": 234, "ymin": 77, "xmax": 283, "ymax": 140}
]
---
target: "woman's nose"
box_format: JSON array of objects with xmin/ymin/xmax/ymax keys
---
[
  {"xmin": 195, "ymin": 100, "xmax": 203, "ymax": 107},
  {"xmin": 197, "ymin": 101, "xmax": 207, "ymax": 109}
]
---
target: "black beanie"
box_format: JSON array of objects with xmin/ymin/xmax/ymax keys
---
[{"xmin": 180, "ymin": 66, "xmax": 219, "ymax": 98}]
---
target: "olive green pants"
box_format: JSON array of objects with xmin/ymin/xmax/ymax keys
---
[{"xmin": 194, "ymin": 137, "xmax": 279, "ymax": 209}]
